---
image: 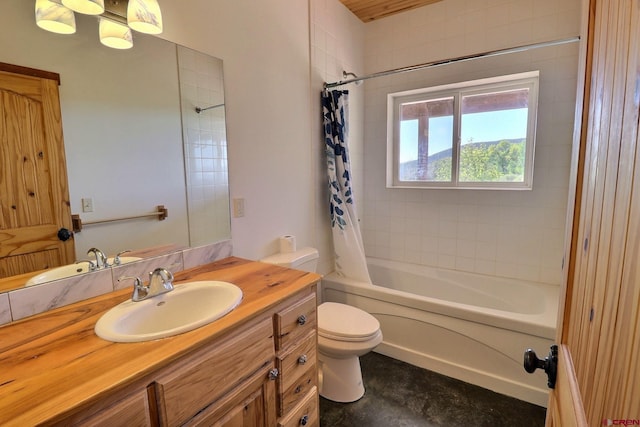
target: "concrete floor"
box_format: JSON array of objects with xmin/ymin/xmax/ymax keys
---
[{"xmin": 319, "ymin": 352, "xmax": 546, "ymax": 427}]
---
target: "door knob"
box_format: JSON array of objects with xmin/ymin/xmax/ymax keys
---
[
  {"xmin": 524, "ymin": 345, "xmax": 558, "ymax": 389},
  {"xmin": 57, "ymin": 227, "xmax": 73, "ymax": 241}
]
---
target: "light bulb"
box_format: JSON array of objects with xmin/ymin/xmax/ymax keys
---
[
  {"xmin": 99, "ymin": 18, "xmax": 133, "ymax": 50},
  {"xmin": 127, "ymin": 0, "xmax": 163, "ymax": 35},
  {"xmin": 61, "ymin": 0, "xmax": 104, "ymax": 15},
  {"xmin": 35, "ymin": 0, "xmax": 76, "ymax": 34}
]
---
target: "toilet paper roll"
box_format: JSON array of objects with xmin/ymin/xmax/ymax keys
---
[{"xmin": 279, "ymin": 235, "xmax": 296, "ymax": 253}]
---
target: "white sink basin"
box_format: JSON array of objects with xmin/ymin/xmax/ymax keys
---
[
  {"xmin": 25, "ymin": 257, "xmax": 142, "ymax": 286},
  {"xmin": 94, "ymin": 281, "xmax": 243, "ymax": 342}
]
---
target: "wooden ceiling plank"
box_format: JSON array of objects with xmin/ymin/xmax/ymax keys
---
[{"xmin": 340, "ymin": 0, "xmax": 444, "ymax": 22}]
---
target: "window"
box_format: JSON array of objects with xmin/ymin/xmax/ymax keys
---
[{"xmin": 387, "ymin": 71, "xmax": 539, "ymax": 189}]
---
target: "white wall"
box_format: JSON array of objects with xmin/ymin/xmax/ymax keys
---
[{"xmin": 360, "ymin": 0, "xmax": 581, "ymax": 284}]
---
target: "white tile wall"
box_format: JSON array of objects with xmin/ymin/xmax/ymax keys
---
[
  {"xmin": 360, "ymin": 0, "xmax": 581, "ymax": 284},
  {"xmin": 310, "ymin": 0, "xmax": 366, "ymax": 275},
  {"xmin": 177, "ymin": 46, "xmax": 231, "ymax": 247}
]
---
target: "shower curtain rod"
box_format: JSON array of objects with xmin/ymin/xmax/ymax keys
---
[{"xmin": 323, "ymin": 36, "xmax": 580, "ymax": 89}]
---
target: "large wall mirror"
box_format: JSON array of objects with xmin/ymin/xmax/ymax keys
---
[{"xmin": 0, "ymin": 1, "xmax": 230, "ymax": 290}]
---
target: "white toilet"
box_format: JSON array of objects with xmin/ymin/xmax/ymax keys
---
[{"xmin": 261, "ymin": 247, "xmax": 383, "ymax": 403}]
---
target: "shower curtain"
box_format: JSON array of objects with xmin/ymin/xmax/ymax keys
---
[{"xmin": 322, "ymin": 89, "xmax": 371, "ymax": 283}]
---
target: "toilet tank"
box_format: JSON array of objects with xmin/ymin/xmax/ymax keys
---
[{"xmin": 260, "ymin": 247, "xmax": 319, "ymax": 272}]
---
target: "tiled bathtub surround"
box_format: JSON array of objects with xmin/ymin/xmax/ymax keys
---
[
  {"xmin": 360, "ymin": 0, "xmax": 581, "ymax": 284},
  {"xmin": 310, "ymin": 0, "xmax": 579, "ymax": 285},
  {"xmin": 1, "ymin": 241, "xmax": 232, "ymax": 325}
]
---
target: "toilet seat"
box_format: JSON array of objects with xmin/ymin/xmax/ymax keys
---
[{"xmin": 318, "ymin": 302, "xmax": 380, "ymax": 342}]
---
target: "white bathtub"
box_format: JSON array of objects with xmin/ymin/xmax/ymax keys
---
[{"xmin": 321, "ymin": 257, "xmax": 559, "ymax": 407}]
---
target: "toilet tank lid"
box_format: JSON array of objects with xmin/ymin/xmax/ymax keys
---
[{"xmin": 260, "ymin": 247, "xmax": 318, "ymax": 267}]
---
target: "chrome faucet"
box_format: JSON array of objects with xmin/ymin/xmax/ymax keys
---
[
  {"xmin": 148, "ymin": 267, "xmax": 174, "ymax": 296},
  {"xmin": 122, "ymin": 268, "xmax": 175, "ymax": 302},
  {"xmin": 87, "ymin": 247, "xmax": 109, "ymax": 269}
]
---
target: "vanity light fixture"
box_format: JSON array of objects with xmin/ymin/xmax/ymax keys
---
[
  {"xmin": 61, "ymin": 0, "xmax": 105, "ymax": 15},
  {"xmin": 127, "ymin": 0, "xmax": 162, "ymax": 35},
  {"xmin": 35, "ymin": 0, "xmax": 77, "ymax": 34},
  {"xmin": 99, "ymin": 18, "xmax": 133, "ymax": 49},
  {"xmin": 34, "ymin": 0, "xmax": 163, "ymax": 49}
]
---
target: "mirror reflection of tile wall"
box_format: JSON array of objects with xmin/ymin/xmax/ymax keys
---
[{"xmin": 178, "ymin": 47, "xmax": 231, "ymax": 246}]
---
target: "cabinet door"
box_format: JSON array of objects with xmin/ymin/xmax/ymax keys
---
[
  {"xmin": 62, "ymin": 389, "xmax": 152, "ymax": 427},
  {"xmin": 154, "ymin": 318, "xmax": 274, "ymax": 426},
  {"xmin": 185, "ymin": 363, "xmax": 277, "ymax": 427}
]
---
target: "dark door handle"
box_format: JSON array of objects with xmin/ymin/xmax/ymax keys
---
[
  {"xmin": 57, "ymin": 228, "xmax": 73, "ymax": 241},
  {"xmin": 524, "ymin": 345, "xmax": 558, "ymax": 389}
]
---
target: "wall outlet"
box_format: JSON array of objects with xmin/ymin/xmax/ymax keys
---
[
  {"xmin": 232, "ymin": 198, "xmax": 245, "ymax": 218},
  {"xmin": 82, "ymin": 197, "xmax": 94, "ymax": 213}
]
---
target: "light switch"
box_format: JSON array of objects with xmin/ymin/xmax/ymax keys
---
[
  {"xmin": 232, "ymin": 198, "xmax": 245, "ymax": 218},
  {"xmin": 82, "ymin": 198, "xmax": 94, "ymax": 213}
]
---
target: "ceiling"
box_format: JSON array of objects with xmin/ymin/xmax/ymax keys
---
[{"xmin": 340, "ymin": 0, "xmax": 444, "ymax": 22}]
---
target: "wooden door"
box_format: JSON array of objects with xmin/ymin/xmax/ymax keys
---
[
  {"xmin": 545, "ymin": 0, "xmax": 640, "ymax": 425},
  {"xmin": 0, "ymin": 64, "xmax": 74, "ymax": 277}
]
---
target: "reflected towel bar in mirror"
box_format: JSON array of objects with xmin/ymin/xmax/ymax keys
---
[
  {"xmin": 72, "ymin": 205, "xmax": 168, "ymax": 233},
  {"xmin": 195, "ymin": 103, "xmax": 225, "ymax": 114}
]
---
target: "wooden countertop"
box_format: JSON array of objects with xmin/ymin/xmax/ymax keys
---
[{"xmin": 0, "ymin": 257, "xmax": 321, "ymax": 426}]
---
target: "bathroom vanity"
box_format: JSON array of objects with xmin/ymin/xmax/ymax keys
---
[{"xmin": 0, "ymin": 257, "xmax": 320, "ymax": 426}]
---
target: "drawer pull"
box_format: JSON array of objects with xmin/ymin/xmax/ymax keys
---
[
  {"xmin": 297, "ymin": 315, "xmax": 307, "ymax": 326},
  {"xmin": 297, "ymin": 355, "xmax": 308, "ymax": 365},
  {"xmin": 300, "ymin": 415, "xmax": 309, "ymax": 426},
  {"xmin": 268, "ymin": 368, "xmax": 279, "ymax": 381}
]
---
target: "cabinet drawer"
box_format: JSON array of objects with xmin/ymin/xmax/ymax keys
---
[
  {"xmin": 277, "ymin": 332, "xmax": 316, "ymax": 394},
  {"xmin": 275, "ymin": 293, "xmax": 316, "ymax": 350},
  {"xmin": 154, "ymin": 318, "xmax": 275, "ymax": 426},
  {"xmin": 279, "ymin": 362, "xmax": 316, "ymax": 416},
  {"xmin": 278, "ymin": 386, "xmax": 318, "ymax": 427}
]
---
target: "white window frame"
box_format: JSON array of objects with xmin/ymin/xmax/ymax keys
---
[{"xmin": 386, "ymin": 71, "xmax": 539, "ymax": 190}]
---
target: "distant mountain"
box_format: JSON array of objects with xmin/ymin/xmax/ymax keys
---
[
  {"xmin": 400, "ymin": 138, "xmax": 525, "ymax": 177},
  {"xmin": 401, "ymin": 138, "xmax": 525, "ymax": 166}
]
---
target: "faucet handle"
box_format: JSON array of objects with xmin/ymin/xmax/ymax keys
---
[
  {"xmin": 119, "ymin": 276, "xmax": 146, "ymax": 301},
  {"xmin": 75, "ymin": 259, "xmax": 97, "ymax": 272},
  {"xmin": 113, "ymin": 250, "xmax": 132, "ymax": 266}
]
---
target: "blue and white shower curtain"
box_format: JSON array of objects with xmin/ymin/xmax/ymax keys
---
[{"xmin": 322, "ymin": 90, "xmax": 371, "ymax": 283}]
